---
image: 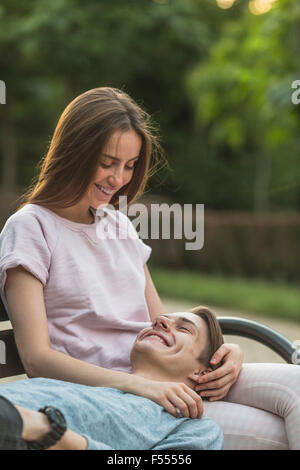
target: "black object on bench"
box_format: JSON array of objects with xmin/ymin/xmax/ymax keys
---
[
  {"xmin": 0, "ymin": 296, "xmax": 25, "ymax": 378},
  {"xmin": 0, "ymin": 296, "xmax": 298, "ymax": 380}
]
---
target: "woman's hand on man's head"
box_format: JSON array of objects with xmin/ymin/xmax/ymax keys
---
[{"xmin": 195, "ymin": 343, "xmax": 244, "ymax": 402}]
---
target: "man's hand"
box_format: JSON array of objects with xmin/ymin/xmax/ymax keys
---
[
  {"xmin": 195, "ymin": 343, "xmax": 244, "ymax": 402},
  {"xmin": 141, "ymin": 379, "xmax": 204, "ymax": 419}
]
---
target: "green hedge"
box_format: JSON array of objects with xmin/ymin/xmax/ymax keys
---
[
  {"xmin": 149, "ymin": 266, "xmax": 300, "ymax": 321},
  {"xmin": 147, "ymin": 210, "xmax": 300, "ymax": 283}
]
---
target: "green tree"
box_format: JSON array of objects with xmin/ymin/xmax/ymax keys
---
[
  {"xmin": 186, "ymin": 0, "xmax": 300, "ymax": 211},
  {"xmin": 0, "ymin": 0, "xmax": 243, "ymax": 203}
]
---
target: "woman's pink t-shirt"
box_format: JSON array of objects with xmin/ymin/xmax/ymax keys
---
[{"xmin": 0, "ymin": 203, "xmax": 152, "ymax": 372}]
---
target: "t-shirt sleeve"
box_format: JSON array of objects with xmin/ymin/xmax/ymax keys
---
[
  {"xmin": 0, "ymin": 213, "xmax": 53, "ymax": 298},
  {"xmin": 136, "ymin": 237, "xmax": 152, "ymax": 265}
]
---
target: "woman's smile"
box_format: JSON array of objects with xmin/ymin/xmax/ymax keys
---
[{"xmin": 94, "ymin": 183, "xmax": 115, "ymax": 199}]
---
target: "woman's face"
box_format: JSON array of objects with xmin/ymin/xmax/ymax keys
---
[{"xmin": 86, "ymin": 129, "xmax": 142, "ymax": 209}]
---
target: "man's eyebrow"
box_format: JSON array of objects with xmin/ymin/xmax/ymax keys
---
[{"xmin": 101, "ymin": 153, "xmax": 140, "ymax": 162}]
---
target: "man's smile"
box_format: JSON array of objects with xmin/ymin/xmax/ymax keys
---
[
  {"xmin": 140, "ymin": 329, "xmax": 174, "ymax": 347},
  {"xmin": 140, "ymin": 330, "xmax": 173, "ymax": 347}
]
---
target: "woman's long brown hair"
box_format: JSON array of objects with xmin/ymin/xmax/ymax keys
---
[{"xmin": 15, "ymin": 87, "xmax": 167, "ymax": 212}]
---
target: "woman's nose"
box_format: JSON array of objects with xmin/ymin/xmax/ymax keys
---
[
  {"xmin": 107, "ymin": 167, "xmax": 124, "ymax": 186},
  {"xmin": 107, "ymin": 174, "xmax": 121, "ymax": 187}
]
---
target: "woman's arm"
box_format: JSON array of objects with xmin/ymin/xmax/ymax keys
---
[{"xmin": 144, "ymin": 264, "xmax": 165, "ymax": 321}]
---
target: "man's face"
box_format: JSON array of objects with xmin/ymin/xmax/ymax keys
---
[{"xmin": 131, "ymin": 312, "xmax": 209, "ymax": 379}]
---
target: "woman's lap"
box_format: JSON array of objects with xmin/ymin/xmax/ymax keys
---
[
  {"xmin": 203, "ymin": 363, "xmax": 300, "ymax": 450},
  {"xmin": 203, "ymin": 399, "xmax": 288, "ymax": 450}
]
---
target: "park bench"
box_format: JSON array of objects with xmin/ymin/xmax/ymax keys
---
[{"xmin": 0, "ymin": 295, "xmax": 298, "ymax": 380}]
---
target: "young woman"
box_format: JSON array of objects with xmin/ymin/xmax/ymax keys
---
[{"xmin": 0, "ymin": 87, "xmax": 299, "ymax": 449}]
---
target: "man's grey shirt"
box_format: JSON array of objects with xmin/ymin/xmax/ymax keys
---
[{"xmin": 0, "ymin": 378, "xmax": 223, "ymax": 450}]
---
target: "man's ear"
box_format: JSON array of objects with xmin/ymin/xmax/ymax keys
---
[
  {"xmin": 200, "ymin": 368, "xmax": 213, "ymax": 376},
  {"xmin": 188, "ymin": 367, "xmax": 213, "ymax": 381}
]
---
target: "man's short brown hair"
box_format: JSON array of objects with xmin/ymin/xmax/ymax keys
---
[{"xmin": 189, "ymin": 306, "xmax": 224, "ymax": 369}]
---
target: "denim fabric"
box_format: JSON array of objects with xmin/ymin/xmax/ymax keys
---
[
  {"xmin": 0, "ymin": 396, "xmax": 27, "ymax": 450},
  {"xmin": 0, "ymin": 378, "xmax": 223, "ymax": 450}
]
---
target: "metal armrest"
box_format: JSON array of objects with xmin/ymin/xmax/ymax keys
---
[{"xmin": 217, "ymin": 316, "xmax": 298, "ymax": 364}]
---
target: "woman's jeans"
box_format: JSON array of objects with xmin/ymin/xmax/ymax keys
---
[{"xmin": 0, "ymin": 396, "xmax": 27, "ymax": 450}]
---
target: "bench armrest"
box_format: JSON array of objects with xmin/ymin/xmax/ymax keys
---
[{"xmin": 217, "ymin": 316, "xmax": 298, "ymax": 364}]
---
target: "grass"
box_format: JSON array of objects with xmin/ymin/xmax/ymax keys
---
[{"xmin": 149, "ymin": 265, "xmax": 300, "ymax": 322}]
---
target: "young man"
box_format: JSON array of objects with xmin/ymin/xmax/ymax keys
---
[{"xmin": 0, "ymin": 307, "xmax": 224, "ymax": 450}]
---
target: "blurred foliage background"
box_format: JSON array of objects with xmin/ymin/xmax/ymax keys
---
[{"xmin": 1, "ymin": 0, "xmax": 300, "ymax": 319}]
